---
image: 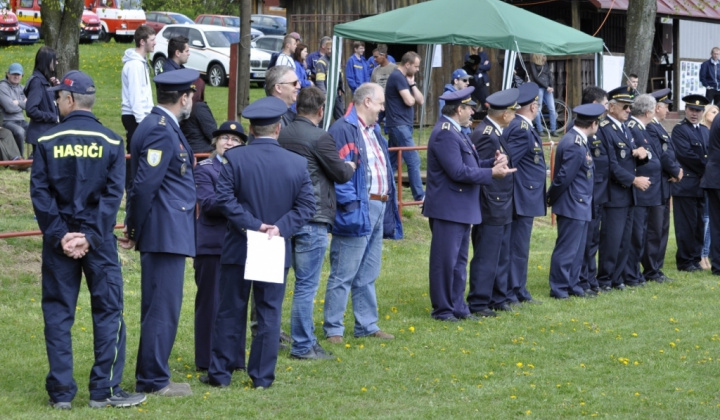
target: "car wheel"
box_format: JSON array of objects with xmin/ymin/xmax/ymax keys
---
[
  {"xmin": 99, "ymin": 27, "xmax": 110, "ymax": 43},
  {"xmin": 208, "ymin": 63, "xmax": 226, "ymax": 87},
  {"xmin": 153, "ymin": 56, "xmax": 166, "ymax": 76},
  {"xmin": 115, "ymin": 35, "xmax": 133, "ymax": 43}
]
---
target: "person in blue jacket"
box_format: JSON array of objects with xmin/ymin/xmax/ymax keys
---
[
  {"xmin": 120, "ymin": 68, "xmax": 199, "ymax": 398},
  {"xmin": 345, "ymin": 40, "xmax": 370, "ymax": 94},
  {"xmin": 424, "ymin": 87, "xmax": 515, "ymax": 321},
  {"xmin": 31, "ymin": 71, "xmax": 145, "ymax": 409},
  {"xmin": 192, "ymin": 121, "xmax": 245, "ymax": 372},
  {"xmin": 203, "ymin": 96, "xmax": 315, "ymax": 389},
  {"xmin": 323, "ymin": 83, "xmax": 402, "ymax": 344},
  {"xmin": 547, "ymin": 103, "xmax": 604, "ymax": 299},
  {"xmin": 24, "ymin": 46, "xmax": 60, "ymax": 155}
]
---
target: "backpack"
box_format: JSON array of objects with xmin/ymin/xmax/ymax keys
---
[{"xmin": 267, "ymin": 52, "xmax": 280, "ymax": 69}]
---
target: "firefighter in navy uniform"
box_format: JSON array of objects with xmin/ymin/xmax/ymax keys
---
[
  {"xmin": 643, "ymin": 89, "xmax": 682, "ymax": 282},
  {"xmin": 671, "ymin": 94, "xmax": 710, "ymax": 272},
  {"xmin": 467, "ymin": 88, "xmax": 520, "ymax": 317},
  {"xmin": 120, "ymin": 68, "xmax": 199, "ymax": 397},
  {"xmin": 30, "ymin": 71, "xmax": 146, "ymax": 409},
  {"xmin": 547, "ymin": 104, "xmax": 605, "ymax": 299}
]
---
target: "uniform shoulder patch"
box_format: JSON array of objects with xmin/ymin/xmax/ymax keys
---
[
  {"xmin": 600, "ymin": 120, "xmax": 609, "ymax": 127},
  {"xmin": 575, "ymin": 135, "xmax": 584, "ymax": 146},
  {"xmin": 159, "ymin": 116, "xmax": 166, "ymax": 126},
  {"xmin": 199, "ymin": 158, "xmax": 214, "ymax": 166},
  {"xmin": 520, "ymin": 120, "xmax": 529, "ymax": 130},
  {"xmin": 147, "ymin": 149, "xmax": 162, "ymax": 167},
  {"xmin": 442, "ymin": 122, "xmax": 451, "ymax": 130},
  {"xmin": 483, "ymin": 125, "xmax": 493, "ymax": 135},
  {"xmin": 627, "ymin": 120, "xmax": 636, "ymax": 128}
]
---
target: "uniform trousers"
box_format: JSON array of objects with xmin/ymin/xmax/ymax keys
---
[
  {"xmin": 705, "ymin": 189, "xmax": 720, "ymax": 275},
  {"xmin": 135, "ymin": 252, "xmax": 185, "ymax": 393},
  {"xmin": 428, "ymin": 218, "xmax": 471, "ymax": 319},
  {"xmin": 208, "ymin": 264, "xmax": 287, "ymax": 388},
  {"xmin": 467, "ymin": 223, "xmax": 511, "ymax": 311},
  {"xmin": 579, "ymin": 203, "xmax": 603, "ymax": 291},
  {"xmin": 193, "ymin": 255, "xmax": 223, "ymax": 371},
  {"xmin": 642, "ymin": 202, "xmax": 670, "ymax": 279},
  {"xmin": 673, "ymin": 196, "xmax": 705, "ymax": 270},
  {"xmin": 624, "ymin": 206, "xmax": 651, "ymax": 285},
  {"xmin": 508, "ymin": 215, "xmax": 535, "ymax": 302},
  {"xmin": 42, "ymin": 236, "xmax": 126, "ymax": 402},
  {"xmin": 597, "ymin": 206, "xmax": 633, "ymax": 288},
  {"xmin": 548, "ymin": 216, "xmax": 588, "ymax": 298}
]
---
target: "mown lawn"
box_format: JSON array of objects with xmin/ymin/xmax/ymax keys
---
[{"xmin": 2, "ymin": 41, "xmax": 720, "ymax": 419}]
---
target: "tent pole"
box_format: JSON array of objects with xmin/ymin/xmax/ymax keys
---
[{"xmin": 323, "ymin": 36, "xmax": 343, "ymax": 130}]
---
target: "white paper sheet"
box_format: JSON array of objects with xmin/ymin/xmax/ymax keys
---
[{"xmin": 244, "ymin": 230, "xmax": 285, "ymax": 284}]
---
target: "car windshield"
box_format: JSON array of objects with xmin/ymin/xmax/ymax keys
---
[
  {"xmin": 224, "ymin": 17, "xmax": 240, "ymax": 27},
  {"xmin": 207, "ymin": 30, "xmax": 235, "ymax": 47},
  {"xmin": 173, "ymin": 14, "xmax": 194, "ymax": 24},
  {"xmin": 117, "ymin": 0, "xmax": 142, "ymax": 10}
]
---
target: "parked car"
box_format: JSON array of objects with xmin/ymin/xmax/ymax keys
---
[
  {"xmin": 152, "ymin": 24, "xmax": 271, "ymax": 87},
  {"xmin": 145, "ymin": 11, "xmax": 194, "ymax": 33},
  {"xmin": 194, "ymin": 14, "xmax": 263, "ymax": 40},
  {"xmin": 252, "ymin": 34, "xmax": 283, "ymax": 54},
  {"xmin": 250, "ymin": 14, "xmax": 286, "ymax": 35},
  {"xmin": 15, "ymin": 22, "xmax": 38, "ymax": 44},
  {"xmin": 0, "ymin": 2, "xmax": 19, "ymax": 44}
]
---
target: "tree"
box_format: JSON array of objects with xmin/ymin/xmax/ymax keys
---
[
  {"xmin": 623, "ymin": 0, "xmax": 656, "ymax": 93},
  {"xmin": 41, "ymin": 0, "xmax": 84, "ymax": 77}
]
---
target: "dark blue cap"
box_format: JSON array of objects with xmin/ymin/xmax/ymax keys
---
[
  {"xmin": 651, "ymin": 88, "xmax": 672, "ymax": 104},
  {"xmin": 154, "ymin": 68, "xmax": 200, "ymax": 92},
  {"xmin": 486, "ymin": 88, "xmax": 520, "ymax": 110},
  {"xmin": 682, "ymin": 94, "xmax": 708, "ymax": 110},
  {"xmin": 242, "ymin": 96, "xmax": 288, "ymax": 126},
  {"xmin": 48, "ymin": 70, "xmax": 95, "ymax": 94},
  {"xmin": 517, "ymin": 82, "xmax": 539, "ymax": 106},
  {"xmin": 573, "ymin": 103, "xmax": 606, "ymax": 121},
  {"xmin": 213, "ymin": 120, "xmax": 247, "ymax": 141},
  {"xmin": 608, "ymin": 86, "xmax": 634, "ymax": 103},
  {"xmin": 439, "ymin": 86, "xmax": 476, "ymax": 106}
]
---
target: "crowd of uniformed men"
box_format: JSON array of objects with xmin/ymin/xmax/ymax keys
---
[{"xmin": 25, "ymin": 27, "xmax": 720, "ymax": 409}]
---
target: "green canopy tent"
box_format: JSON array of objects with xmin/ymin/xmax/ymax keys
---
[{"xmin": 323, "ymin": 0, "xmax": 604, "ymax": 128}]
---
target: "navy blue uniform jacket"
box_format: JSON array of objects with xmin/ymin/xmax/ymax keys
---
[
  {"xmin": 195, "ymin": 156, "xmax": 229, "ymax": 255},
  {"xmin": 423, "ymin": 116, "xmax": 494, "ymax": 225},
  {"xmin": 471, "ymin": 117, "xmax": 514, "ymax": 226},
  {"xmin": 215, "ymin": 137, "xmax": 315, "ymax": 267},
  {"xmin": 31, "ymin": 110, "xmax": 125, "ymax": 248},
  {"xmin": 126, "ymin": 106, "xmax": 196, "ymax": 256},
  {"xmin": 503, "ymin": 115, "xmax": 547, "ymax": 217},
  {"xmin": 547, "ymin": 129, "xmax": 593, "ymax": 221},
  {"xmin": 627, "ymin": 118, "xmax": 662, "ymax": 206},
  {"xmin": 596, "ymin": 118, "xmax": 642, "ymax": 207},
  {"xmin": 24, "ymin": 70, "xmax": 59, "ymax": 145},
  {"xmin": 671, "ymin": 119, "xmax": 708, "ymax": 198},
  {"xmin": 646, "ymin": 119, "xmax": 681, "ymax": 202},
  {"xmin": 701, "ymin": 116, "xmax": 720, "ymax": 189}
]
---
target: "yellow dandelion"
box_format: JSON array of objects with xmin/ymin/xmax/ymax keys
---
[
  {"xmin": 345, "ymin": 343, "xmax": 351, "ymax": 348},
  {"xmin": 177, "ymin": 357, "xmax": 182, "ymax": 361},
  {"xmin": 361, "ymin": 387, "xmax": 367, "ymax": 392},
  {"xmin": 670, "ymin": 342, "xmax": 676, "ymax": 348},
  {"xmin": 580, "ymin": 363, "xmax": 586, "ymax": 368},
  {"xmin": 632, "ymin": 332, "xmax": 638, "ymax": 337},
  {"xmin": 516, "ymin": 362, "xmax": 523, "ymax": 368},
  {"xmin": 186, "ymin": 374, "xmax": 192, "ymax": 378},
  {"xmin": 510, "ymin": 395, "xmax": 517, "ymax": 399},
  {"xmin": 286, "ymin": 366, "xmax": 293, "ymax": 371},
  {"xmin": 409, "ymin": 326, "xmax": 415, "ymax": 333},
  {"xmin": 30, "ymin": 298, "xmax": 35, "ymax": 302},
  {"xmin": 634, "ymin": 392, "xmax": 640, "ymax": 396},
  {"xmin": 391, "ymin": 307, "xmax": 398, "ymax": 313},
  {"xmin": 359, "ymin": 344, "xmax": 364, "ymax": 349},
  {"xmin": 525, "ymin": 410, "xmax": 532, "ymax": 415},
  {"xmin": 385, "ymin": 315, "xmax": 390, "ymax": 320},
  {"xmin": 659, "ymin": 349, "xmax": 665, "ymax": 353}
]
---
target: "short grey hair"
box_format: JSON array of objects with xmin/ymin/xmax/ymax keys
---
[
  {"xmin": 353, "ymin": 82, "xmax": 381, "ymax": 105},
  {"xmin": 62, "ymin": 90, "xmax": 95, "ymax": 109},
  {"xmin": 264, "ymin": 65, "xmax": 294, "ymax": 96},
  {"xmin": 631, "ymin": 94, "xmax": 656, "ymax": 116}
]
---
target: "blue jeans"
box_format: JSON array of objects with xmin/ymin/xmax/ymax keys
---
[
  {"xmin": 703, "ymin": 195, "xmax": 711, "ymax": 258},
  {"xmin": 533, "ymin": 87, "xmax": 557, "ymax": 132},
  {"xmin": 387, "ymin": 125, "xmax": 425, "ymax": 201},
  {"xmin": 323, "ymin": 200, "xmax": 385, "ymax": 338},
  {"xmin": 290, "ymin": 222, "xmax": 329, "ymax": 355}
]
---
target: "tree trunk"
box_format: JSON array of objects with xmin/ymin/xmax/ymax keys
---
[
  {"xmin": 623, "ymin": 0, "xmax": 656, "ymax": 94},
  {"xmin": 236, "ymin": 0, "xmax": 251, "ymax": 118},
  {"xmin": 41, "ymin": 0, "xmax": 84, "ymax": 77}
]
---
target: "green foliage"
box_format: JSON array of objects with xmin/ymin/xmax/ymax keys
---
[{"xmin": 3, "ymin": 41, "xmax": 720, "ymax": 419}]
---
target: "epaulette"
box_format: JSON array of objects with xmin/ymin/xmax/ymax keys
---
[
  {"xmin": 159, "ymin": 116, "xmax": 166, "ymax": 126},
  {"xmin": 574, "ymin": 135, "xmax": 584, "ymax": 146},
  {"xmin": 520, "ymin": 120, "xmax": 529, "ymax": 130},
  {"xmin": 483, "ymin": 125, "xmax": 493, "ymax": 135},
  {"xmin": 600, "ymin": 120, "xmax": 610, "ymax": 127},
  {"xmin": 627, "ymin": 120, "xmax": 636, "ymax": 128},
  {"xmin": 199, "ymin": 158, "xmax": 214, "ymax": 166},
  {"xmin": 441, "ymin": 122, "xmax": 451, "ymax": 130}
]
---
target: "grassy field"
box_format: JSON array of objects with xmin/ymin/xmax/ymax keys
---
[{"xmin": 2, "ymin": 42, "xmax": 720, "ymax": 419}]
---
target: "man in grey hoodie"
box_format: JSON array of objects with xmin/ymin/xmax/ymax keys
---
[
  {"xmin": 121, "ymin": 25, "xmax": 155, "ymax": 187},
  {"xmin": 0, "ymin": 63, "xmax": 29, "ymax": 155}
]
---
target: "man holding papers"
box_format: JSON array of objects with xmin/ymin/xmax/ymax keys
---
[{"xmin": 202, "ymin": 96, "xmax": 315, "ymax": 389}]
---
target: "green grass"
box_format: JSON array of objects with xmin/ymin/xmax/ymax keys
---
[{"xmin": 3, "ymin": 42, "xmax": 720, "ymax": 419}]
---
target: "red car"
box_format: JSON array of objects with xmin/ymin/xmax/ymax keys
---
[
  {"xmin": 145, "ymin": 11, "xmax": 194, "ymax": 33},
  {"xmin": 195, "ymin": 14, "xmax": 263, "ymax": 40}
]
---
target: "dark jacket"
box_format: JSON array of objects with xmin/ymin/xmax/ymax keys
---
[
  {"xmin": 278, "ymin": 116, "xmax": 354, "ymax": 226},
  {"xmin": 194, "ymin": 156, "xmax": 228, "ymax": 255},
  {"xmin": 503, "ymin": 115, "xmax": 547, "ymax": 217},
  {"xmin": 700, "ymin": 58, "xmax": 720, "ymax": 90},
  {"xmin": 471, "ymin": 117, "xmax": 514, "ymax": 226},
  {"xmin": 530, "ymin": 61, "xmax": 553, "ymax": 90},
  {"xmin": 181, "ymin": 101, "xmax": 216, "ymax": 154},
  {"xmin": 646, "ymin": 118, "xmax": 681, "ymax": 203},
  {"xmin": 24, "ymin": 70, "xmax": 59, "ymax": 145},
  {"xmin": 672, "ymin": 119, "xmax": 709, "ymax": 198},
  {"xmin": 702, "ymin": 117, "xmax": 720, "ymax": 190}
]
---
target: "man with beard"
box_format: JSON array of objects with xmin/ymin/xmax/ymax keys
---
[{"xmin": 119, "ymin": 68, "xmax": 199, "ymax": 397}]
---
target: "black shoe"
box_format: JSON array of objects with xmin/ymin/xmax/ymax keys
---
[
  {"xmin": 679, "ymin": 265, "xmax": 700, "ymax": 272},
  {"xmin": 89, "ymin": 390, "xmax": 146, "ymax": 408},
  {"xmin": 647, "ymin": 277, "xmax": 664, "ymax": 283},
  {"xmin": 599, "ymin": 285, "xmax": 612, "ymax": 292},
  {"xmin": 613, "ymin": 283, "xmax": 626, "ymax": 290},
  {"xmin": 199, "ymin": 375, "xmax": 228, "ymax": 388},
  {"xmin": 471, "ymin": 309, "xmax": 498, "ymax": 318},
  {"xmin": 290, "ymin": 347, "xmax": 334, "ymax": 360},
  {"xmin": 590, "ymin": 286, "xmax": 601, "ymax": 293},
  {"xmin": 435, "ymin": 315, "xmax": 460, "ymax": 322},
  {"xmin": 459, "ymin": 314, "xmax": 481, "ymax": 321},
  {"xmin": 312, "ymin": 342, "xmax": 332, "ymax": 356},
  {"xmin": 491, "ymin": 304, "xmax": 513, "ymax": 311},
  {"xmin": 550, "ymin": 130, "xmax": 559, "ymax": 137}
]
